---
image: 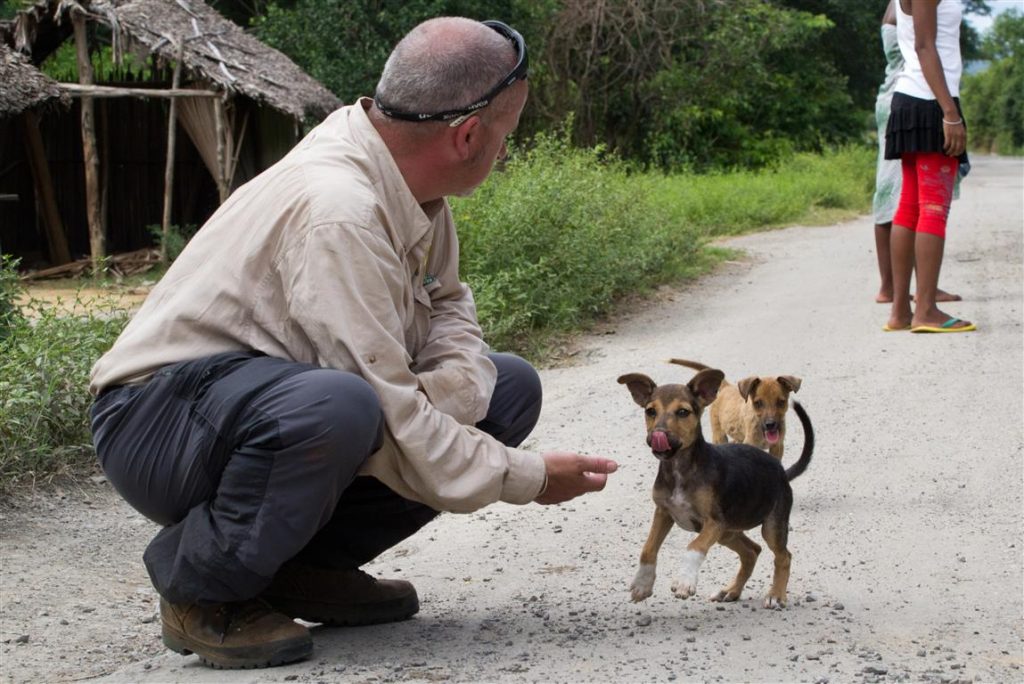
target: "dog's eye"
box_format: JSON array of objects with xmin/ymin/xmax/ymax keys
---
[
  {"xmin": 754, "ymin": 400, "xmax": 764, "ymax": 409},
  {"xmin": 675, "ymin": 408, "xmax": 690, "ymax": 418},
  {"xmin": 777, "ymin": 399, "xmax": 786, "ymax": 408},
  {"xmin": 645, "ymin": 407, "xmax": 657, "ymax": 418}
]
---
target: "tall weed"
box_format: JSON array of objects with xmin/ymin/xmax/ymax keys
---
[
  {"xmin": 0, "ymin": 295, "xmax": 129, "ymax": 493},
  {"xmin": 454, "ymin": 131, "xmax": 703, "ymax": 352}
]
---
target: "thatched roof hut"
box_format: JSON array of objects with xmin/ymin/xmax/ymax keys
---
[
  {"xmin": 0, "ymin": 43, "xmax": 67, "ymax": 118},
  {"xmin": 8, "ymin": 0, "xmax": 340, "ymax": 121},
  {"xmin": 0, "ymin": 0, "xmax": 343, "ymax": 271}
]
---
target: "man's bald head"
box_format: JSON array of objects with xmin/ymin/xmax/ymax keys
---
[{"xmin": 374, "ymin": 17, "xmax": 521, "ymax": 124}]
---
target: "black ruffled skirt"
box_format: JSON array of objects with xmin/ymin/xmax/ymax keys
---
[{"xmin": 884, "ymin": 91, "xmax": 968, "ymax": 166}]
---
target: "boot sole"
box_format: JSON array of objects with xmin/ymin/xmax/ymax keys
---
[
  {"xmin": 162, "ymin": 623, "xmax": 312, "ymax": 669},
  {"xmin": 267, "ymin": 593, "xmax": 419, "ymax": 626}
]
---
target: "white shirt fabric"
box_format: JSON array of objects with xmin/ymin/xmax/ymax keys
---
[{"xmin": 894, "ymin": 0, "xmax": 962, "ymax": 99}]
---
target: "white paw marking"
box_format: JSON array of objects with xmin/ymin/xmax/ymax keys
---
[
  {"xmin": 670, "ymin": 550, "xmax": 705, "ymax": 599},
  {"xmin": 630, "ymin": 564, "xmax": 656, "ymax": 602}
]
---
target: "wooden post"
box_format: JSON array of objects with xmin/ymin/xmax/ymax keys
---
[
  {"xmin": 72, "ymin": 11, "xmax": 105, "ymax": 273},
  {"xmin": 161, "ymin": 42, "xmax": 185, "ymax": 262},
  {"xmin": 21, "ymin": 111, "xmax": 71, "ymax": 265},
  {"xmin": 214, "ymin": 97, "xmax": 228, "ymax": 202}
]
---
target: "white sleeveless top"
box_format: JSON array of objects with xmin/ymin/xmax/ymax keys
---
[{"xmin": 894, "ymin": 0, "xmax": 962, "ymax": 99}]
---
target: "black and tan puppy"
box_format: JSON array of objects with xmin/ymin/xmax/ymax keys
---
[
  {"xmin": 617, "ymin": 367, "xmax": 813, "ymax": 608},
  {"xmin": 668, "ymin": 358, "xmax": 801, "ymax": 461}
]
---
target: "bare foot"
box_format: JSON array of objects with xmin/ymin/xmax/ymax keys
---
[
  {"xmin": 877, "ymin": 288, "xmax": 962, "ymax": 304},
  {"xmin": 911, "ymin": 308, "xmax": 973, "ymax": 330}
]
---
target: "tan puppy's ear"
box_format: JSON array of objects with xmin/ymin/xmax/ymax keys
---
[
  {"xmin": 689, "ymin": 369, "xmax": 725, "ymax": 408},
  {"xmin": 778, "ymin": 376, "xmax": 802, "ymax": 394},
  {"xmin": 736, "ymin": 376, "xmax": 760, "ymax": 401},
  {"xmin": 617, "ymin": 373, "xmax": 657, "ymax": 407}
]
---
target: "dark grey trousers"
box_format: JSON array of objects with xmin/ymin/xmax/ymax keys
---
[{"xmin": 90, "ymin": 351, "xmax": 542, "ymax": 605}]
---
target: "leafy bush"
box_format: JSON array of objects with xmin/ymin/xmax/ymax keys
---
[
  {"xmin": 0, "ymin": 292, "xmax": 130, "ymax": 493},
  {"xmin": 961, "ymin": 10, "xmax": 1024, "ymax": 155},
  {"xmin": 0, "ymin": 255, "xmax": 25, "ymax": 340}
]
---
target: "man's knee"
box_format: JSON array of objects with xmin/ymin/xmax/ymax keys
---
[{"xmin": 253, "ymin": 369, "xmax": 385, "ymax": 465}]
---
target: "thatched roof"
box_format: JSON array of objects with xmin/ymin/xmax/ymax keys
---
[
  {"xmin": 0, "ymin": 42, "xmax": 68, "ymax": 118},
  {"xmin": 8, "ymin": 0, "xmax": 341, "ymax": 121}
]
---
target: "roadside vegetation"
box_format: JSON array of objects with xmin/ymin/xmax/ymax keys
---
[{"xmin": 1, "ymin": 142, "xmax": 872, "ymax": 493}]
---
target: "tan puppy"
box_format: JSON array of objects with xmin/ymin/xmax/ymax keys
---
[{"xmin": 668, "ymin": 359, "xmax": 801, "ymax": 460}]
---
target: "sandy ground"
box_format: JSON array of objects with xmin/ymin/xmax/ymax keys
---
[{"xmin": 1, "ymin": 155, "xmax": 1021, "ymax": 684}]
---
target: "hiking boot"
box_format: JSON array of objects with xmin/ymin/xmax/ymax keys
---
[
  {"xmin": 262, "ymin": 562, "xmax": 419, "ymax": 626},
  {"xmin": 160, "ymin": 597, "xmax": 312, "ymax": 669}
]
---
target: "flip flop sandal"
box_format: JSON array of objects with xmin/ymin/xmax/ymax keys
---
[{"xmin": 910, "ymin": 317, "xmax": 977, "ymax": 333}]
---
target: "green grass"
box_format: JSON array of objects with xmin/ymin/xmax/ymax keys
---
[{"xmin": 0, "ymin": 141, "xmax": 873, "ymax": 492}]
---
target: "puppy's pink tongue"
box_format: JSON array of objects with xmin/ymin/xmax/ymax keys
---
[
  {"xmin": 765, "ymin": 430, "xmax": 780, "ymax": 444},
  {"xmin": 651, "ymin": 431, "xmax": 670, "ymax": 452}
]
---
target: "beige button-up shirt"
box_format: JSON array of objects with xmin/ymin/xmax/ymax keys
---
[{"xmin": 89, "ymin": 99, "xmax": 546, "ymax": 512}]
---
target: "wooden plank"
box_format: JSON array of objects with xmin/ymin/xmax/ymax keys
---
[
  {"xmin": 21, "ymin": 111, "xmax": 72, "ymax": 265},
  {"xmin": 72, "ymin": 11, "xmax": 105, "ymax": 272},
  {"xmin": 161, "ymin": 42, "xmax": 185, "ymax": 263},
  {"xmin": 60, "ymin": 83, "xmax": 220, "ymax": 99}
]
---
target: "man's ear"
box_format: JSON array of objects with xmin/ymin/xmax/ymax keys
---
[{"xmin": 451, "ymin": 115, "xmax": 482, "ymax": 161}]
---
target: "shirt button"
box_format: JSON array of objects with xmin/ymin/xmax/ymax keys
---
[{"xmin": 368, "ymin": 355, "xmax": 377, "ymax": 364}]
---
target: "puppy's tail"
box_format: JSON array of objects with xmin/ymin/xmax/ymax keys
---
[
  {"xmin": 785, "ymin": 401, "xmax": 813, "ymax": 482},
  {"xmin": 667, "ymin": 358, "xmax": 711, "ymax": 373}
]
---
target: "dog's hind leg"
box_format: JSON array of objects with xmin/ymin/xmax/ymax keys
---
[
  {"xmin": 709, "ymin": 408, "xmax": 728, "ymax": 444},
  {"xmin": 761, "ymin": 514, "xmax": 792, "ymax": 608},
  {"xmin": 710, "ymin": 531, "xmax": 762, "ymax": 602},
  {"xmin": 671, "ymin": 522, "xmax": 725, "ymax": 600},
  {"xmin": 631, "ymin": 506, "xmax": 673, "ymax": 602}
]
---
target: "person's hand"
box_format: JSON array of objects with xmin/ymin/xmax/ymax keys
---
[
  {"xmin": 942, "ymin": 117, "xmax": 966, "ymax": 158},
  {"xmin": 535, "ymin": 451, "xmax": 618, "ymax": 505}
]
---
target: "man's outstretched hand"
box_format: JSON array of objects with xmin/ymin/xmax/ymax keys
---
[{"xmin": 535, "ymin": 451, "xmax": 618, "ymax": 505}]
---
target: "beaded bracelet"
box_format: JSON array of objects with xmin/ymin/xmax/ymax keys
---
[{"xmin": 943, "ymin": 118, "xmax": 963, "ymax": 126}]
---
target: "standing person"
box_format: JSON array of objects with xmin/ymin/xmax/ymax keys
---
[
  {"xmin": 89, "ymin": 17, "xmax": 618, "ymax": 670},
  {"xmin": 883, "ymin": 0, "xmax": 974, "ymax": 332},
  {"xmin": 873, "ymin": 0, "xmax": 960, "ymax": 306}
]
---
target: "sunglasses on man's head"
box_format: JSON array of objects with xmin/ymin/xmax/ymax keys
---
[{"xmin": 375, "ymin": 20, "xmax": 529, "ymax": 127}]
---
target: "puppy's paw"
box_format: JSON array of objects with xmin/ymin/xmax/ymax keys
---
[
  {"xmin": 630, "ymin": 564, "xmax": 656, "ymax": 602},
  {"xmin": 670, "ymin": 578, "xmax": 697, "ymax": 599},
  {"xmin": 709, "ymin": 588, "xmax": 741, "ymax": 602},
  {"xmin": 670, "ymin": 549, "xmax": 705, "ymax": 600},
  {"xmin": 763, "ymin": 593, "xmax": 787, "ymax": 609}
]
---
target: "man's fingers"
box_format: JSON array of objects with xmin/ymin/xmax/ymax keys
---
[
  {"xmin": 576, "ymin": 456, "xmax": 618, "ymax": 475},
  {"xmin": 581, "ymin": 471, "xmax": 609, "ymax": 492}
]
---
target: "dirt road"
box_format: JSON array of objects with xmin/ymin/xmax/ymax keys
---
[{"xmin": 2, "ymin": 156, "xmax": 1021, "ymax": 683}]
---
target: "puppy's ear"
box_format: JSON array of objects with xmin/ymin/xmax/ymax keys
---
[
  {"xmin": 737, "ymin": 376, "xmax": 760, "ymax": 401},
  {"xmin": 617, "ymin": 373, "xmax": 656, "ymax": 407},
  {"xmin": 778, "ymin": 376, "xmax": 802, "ymax": 394},
  {"xmin": 688, "ymin": 369, "xmax": 724, "ymax": 408}
]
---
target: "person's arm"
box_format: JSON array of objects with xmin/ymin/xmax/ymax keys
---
[{"xmin": 911, "ymin": 0, "xmax": 966, "ymax": 157}]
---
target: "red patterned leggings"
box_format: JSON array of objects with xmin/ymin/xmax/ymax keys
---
[{"xmin": 892, "ymin": 152, "xmax": 959, "ymax": 239}]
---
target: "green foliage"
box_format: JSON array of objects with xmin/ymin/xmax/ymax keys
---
[
  {"xmin": 39, "ymin": 42, "xmax": 153, "ymax": 83},
  {"xmin": 454, "ymin": 127, "xmax": 702, "ymax": 351},
  {"xmin": 639, "ymin": 146, "xmax": 875, "ymax": 239},
  {"xmin": 254, "ymin": 0, "xmax": 555, "ymax": 106},
  {"xmin": 0, "ymin": 293, "xmax": 130, "ymax": 494},
  {"xmin": 147, "ymin": 223, "xmax": 199, "ymax": 263},
  {"xmin": 962, "ymin": 10, "xmax": 1024, "ymax": 154},
  {"xmin": 0, "ymin": 255, "xmax": 25, "ymax": 341}
]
